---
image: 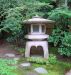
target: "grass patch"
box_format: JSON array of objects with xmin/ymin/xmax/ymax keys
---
[
  {"xmin": 16, "ymin": 47, "xmax": 71, "ymax": 75},
  {"xmin": 32, "ymin": 61, "xmax": 71, "ymax": 75}
]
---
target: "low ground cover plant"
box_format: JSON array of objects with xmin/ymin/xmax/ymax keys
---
[
  {"xmin": 26, "ymin": 54, "xmax": 57, "ymax": 65},
  {"xmin": 0, "ymin": 58, "xmax": 17, "ymax": 75},
  {"xmin": 26, "ymin": 54, "xmax": 71, "ymax": 75}
]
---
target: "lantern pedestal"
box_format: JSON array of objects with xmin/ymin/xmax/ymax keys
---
[{"xmin": 25, "ymin": 41, "xmax": 49, "ymax": 59}]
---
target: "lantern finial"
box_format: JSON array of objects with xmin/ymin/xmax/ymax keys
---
[{"xmin": 33, "ymin": 14, "xmax": 40, "ymax": 18}]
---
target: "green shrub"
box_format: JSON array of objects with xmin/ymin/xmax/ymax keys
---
[
  {"xmin": 17, "ymin": 48, "xmax": 25, "ymax": 54},
  {"xmin": 47, "ymin": 54, "xmax": 57, "ymax": 65},
  {"xmin": 0, "ymin": 58, "xmax": 18, "ymax": 75},
  {"xmin": 13, "ymin": 46, "xmax": 25, "ymax": 56},
  {"xmin": 27, "ymin": 54, "xmax": 57, "ymax": 65},
  {"xmin": 58, "ymin": 33, "xmax": 71, "ymax": 57},
  {"xmin": 27, "ymin": 57, "xmax": 46, "ymax": 64},
  {"xmin": 48, "ymin": 7, "xmax": 71, "ymax": 57}
]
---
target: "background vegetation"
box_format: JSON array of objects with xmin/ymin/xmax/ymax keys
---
[{"xmin": 0, "ymin": 0, "xmax": 71, "ymax": 56}]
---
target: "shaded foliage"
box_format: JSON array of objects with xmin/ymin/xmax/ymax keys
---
[
  {"xmin": 48, "ymin": 7, "xmax": 71, "ymax": 56},
  {"xmin": 0, "ymin": 0, "xmax": 71, "ymax": 56},
  {"xmin": 0, "ymin": 0, "xmax": 55, "ymax": 43}
]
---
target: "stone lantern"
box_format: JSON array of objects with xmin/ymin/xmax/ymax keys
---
[{"xmin": 23, "ymin": 15, "xmax": 54, "ymax": 59}]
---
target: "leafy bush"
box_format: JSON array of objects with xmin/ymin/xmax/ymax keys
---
[
  {"xmin": 58, "ymin": 33, "xmax": 71, "ymax": 57},
  {"xmin": 27, "ymin": 54, "xmax": 57, "ymax": 65},
  {"xmin": 47, "ymin": 54, "xmax": 57, "ymax": 64},
  {"xmin": 17, "ymin": 48, "xmax": 25, "ymax": 56},
  {"xmin": 37, "ymin": 0, "xmax": 53, "ymax": 3},
  {"xmin": 27, "ymin": 57, "xmax": 46, "ymax": 64},
  {"xmin": 13, "ymin": 46, "xmax": 25, "ymax": 56},
  {"xmin": 0, "ymin": 0, "xmax": 54, "ymax": 43},
  {"xmin": 0, "ymin": 58, "xmax": 17, "ymax": 75},
  {"xmin": 48, "ymin": 28, "xmax": 62, "ymax": 46},
  {"xmin": 48, "ymin": 7, "xmax": 71, "ymax": 57}
]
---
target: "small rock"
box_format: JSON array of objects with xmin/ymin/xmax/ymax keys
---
[
  {"xmin": 14, "ymin": 57, "xmax": 20, "ymax": 60},
  {"xmin": 5, "ymin": 53, "xmax": 15, "ymax": 57},
  {"xmin": 34, "ymin": 67, "xmax": 48, "ymax": 74},
  {"xmin": 26, "ymin": 72, "xmax": 38, "ymax": 75},
  {"xmin": 20, "ymin": 63, "xmax": 31, "ymax": 67},
  {"xmin": 65, "ymin": 70, "xmax": 71, "ymax": 75}
]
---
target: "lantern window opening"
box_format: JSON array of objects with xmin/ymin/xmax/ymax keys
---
[
  {"xmin": 33, "ymin": 25, "xmax": 39, "ymax": 33},
  {"xmin": 28, "ymin": 26, "xmax": 31, "ymax": 33},
  {"xmin": 30, "ymin": 24, "xmax": 46, "ymax": 34},
  {"xmin": 42, "ymin": 25, "xmax": 46, "ymax": 33}
]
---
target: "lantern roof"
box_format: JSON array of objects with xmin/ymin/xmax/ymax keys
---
[{"xmin": 23, "ymin": 15, "xmax": 55, "ymax": 24}]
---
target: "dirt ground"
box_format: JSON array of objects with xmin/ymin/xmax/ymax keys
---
[{"xmin": 0, "ymin": 42, "xmax": 20, "ymax": 57}]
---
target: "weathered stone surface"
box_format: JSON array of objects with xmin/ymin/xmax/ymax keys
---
[
  {"xmin": 26, "ymin": 72, "xmax": 38, "ymax": 75},
  {"xmin": 65, "ymin": 70, "xmax": 71, "ymax": 75},
  {"xmin": 20, "ymin": 63, "xmax": 31, "ymax": 67},
  {"xmin": 25, "ymin": 41, "xmax": 49, "ymax": 59},
  {"xmin": 5, "ymin": 53, "xmax": 15, "ymax": 57},
  {"xmin": 34, "ymin": 67, "xmax": 48, "ymax": 74},
  {"xmin": 14, "ymin": 57, "xmax": 20, "ymax": 60}
]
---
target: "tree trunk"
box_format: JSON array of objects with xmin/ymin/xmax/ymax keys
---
[
  {"xmin": 56, "ymin": 0, "xmax": 68, "ymax": 7},
  {"xmin": 65, "ymin": 0, "xmax": 67, "ymax": 7}
]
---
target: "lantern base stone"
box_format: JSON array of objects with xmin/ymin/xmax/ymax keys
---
[{"xmin": 25, "ymin": 41, "xmax": 49, "ymax": 59}]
